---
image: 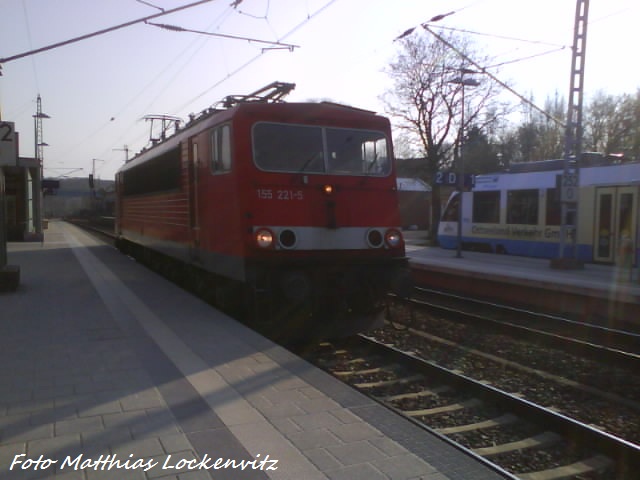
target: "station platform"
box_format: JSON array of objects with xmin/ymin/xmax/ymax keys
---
[
  {"xmin": 1, "ymin": 221, "xmax": 505, "ymax": 480},
  {"xmin": 404, "ymin": 231, "xmax": 640, "ymax": 323}
]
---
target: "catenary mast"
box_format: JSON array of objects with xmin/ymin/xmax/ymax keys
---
[{"xmin": 553, "ymin": 0, "xmax": 589, "ymax": 269}]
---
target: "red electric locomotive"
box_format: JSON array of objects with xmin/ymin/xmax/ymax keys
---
[{"xmin": 115, "ymin": 82, "xmax": 411, "ymax": 338}]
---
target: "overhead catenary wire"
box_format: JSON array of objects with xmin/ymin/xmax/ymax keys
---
[
  {"xmin": 85, "ymin": 3, "xmax": 239, "ymax": 171},
  {"xmin": 135, "ymin": 0, "xmax": 165, "ymax": 13},
  {"xmin": 0, "ymin": 0, "xmax": 218, "ymax": 65},
  {"xmin": 110, "ymin": 0, "xmax": 339, "ymax": 161},
  {"xmin": 20, "ymin": 0, "xmax": 40, "ymax": 91},
  {"xmin": 426, "ymin": 24, "xmax": 569, "ymax": 49},
  {"xmin": 144, "ymin": 21, "xmax": 299, "ymax": 50},
  {"xmin": 231, "ymin": 0, "xmax": 290, "ymax": 44},
  {"xmin": 422, "ymin": 21, "xmax": 570, "ymax": 76},
  {"xmin": 234, "ymin": 0, "xmax": 270, "ymax": 20},
  {"xmin": 0, "ymin": 0, "xmax": 221, "ymax": 175},
  {"xmin": 173, "ymin": 0, "xmax": 340, "ymax": 114},
  {"xmin": 484, "ymin": 46, "xmax": 568, "ymax": 71},
  {"xmin": 421, "ymin": 24, "xmax": 566, "ymax": 128},
  {"xmin": 94, "ymin": 0, "xmax": 338, "ymax": 169}
]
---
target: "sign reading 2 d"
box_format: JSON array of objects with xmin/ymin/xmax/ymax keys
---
[{"xmin": 0, "ymin": 122, "xmax": 17, "ymax": 166}]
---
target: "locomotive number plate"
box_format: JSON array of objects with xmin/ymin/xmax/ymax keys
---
[{"xmin": 256, "ymin": 189, "xmax": 304, "ymax": 201}]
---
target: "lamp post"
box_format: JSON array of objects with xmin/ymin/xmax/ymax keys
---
[{"xmin": 449, "ymin": 69, "xmax": 480, "ymax": 258}]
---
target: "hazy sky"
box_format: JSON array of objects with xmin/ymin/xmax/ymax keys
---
[{"xmin": 1, "ymin": 0, "xmax": 638, "ymax": 180}]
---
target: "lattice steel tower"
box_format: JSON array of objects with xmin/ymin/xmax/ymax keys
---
[
  {"xmin": 33, "ymin": 94, "xmax": 50, "ymax": 237},
  {"xmin": 554, "ymin": 0, "xmax": 590, "ymax": 268}
]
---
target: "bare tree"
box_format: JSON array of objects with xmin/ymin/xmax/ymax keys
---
[
  {"xmin": 584, "ymin": 90, "xmax": 640, "ymax": 159},
  {"xmin": 382, "ymin": 29, "xmax": 505, "ymax": 243},
  {"xmin": 538, "ymin": 94, "xmax": 566, "ymax": 159},
  {"xmin": 584, "ymin": 90, "xmax": 617, "ymax": 153},
  {"xmin": 507, "ymin": 93, "xmax": 566, "ymax": 163}
]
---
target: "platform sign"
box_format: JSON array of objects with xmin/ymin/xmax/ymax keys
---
[
  {"xmin": 435, "ymin": 171, "xmax": 474, "ymax": 189},
  {"xmin": 0, "ymin": 121, "xmax": 17, "ymax": 166},
  {"xmin": 560, "ymin": 173, "xmax": 578, "ymax": 203}
]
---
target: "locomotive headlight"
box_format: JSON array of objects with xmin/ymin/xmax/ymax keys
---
[
  {"xmin": 323, "ymin": 184, "xmax": 334, "ymax": 195},
  {"xmin": 385, "ymin": 229, "xmax": 403, "ymax": 248},
  {"xmin": 255, "ymin": 228, "xmax": 274, "ymax": 248}
]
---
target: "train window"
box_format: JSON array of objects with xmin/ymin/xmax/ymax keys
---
[
  {"xmin": 252, "ymin": 122, "xmax": 390, "ymax": 176},
  {"xmin": 507, "ymin": 189, "xmax": 539, "ymax": 225},
  {"xmin": 326, "ymin": 128, "xmax": 390, "ymax": 176},
  {"xmin": 472, "ymin": 191, "xmax": 500, "ymax": 223},
  {"xmin": 253, "ymin": 123, "xmax": 325, "ymax": 173},
  {"xmin": 211, "ymin": 125, "xmax": 231, "ymax": 173},
  {"xmin": 545, "ymin": 188, "xmax": 561, "ymax": 226},
  {"xmin": 122, "ymin": 145, "xmax": 181, "ymax": 195}
]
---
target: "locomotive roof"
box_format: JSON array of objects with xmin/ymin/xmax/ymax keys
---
[{"xmin": 118, "ymin": 101, "xmax": 390, "ymax": 174}]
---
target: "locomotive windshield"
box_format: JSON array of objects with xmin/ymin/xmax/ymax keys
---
[{"xmin": 252, "ymin": 122, "xmax": 390, "ymax": 176}]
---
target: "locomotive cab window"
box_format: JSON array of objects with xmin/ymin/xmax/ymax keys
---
[
  {"xmin": 253, "ymin": 123, "xmax": 324, "ymax": 173},
  {"xmin": 507, "ymin": 189, "xmax": 539, "ymax": 225},
  {"xmin": 252, "ymin": 122, "xmax": 390, "ymax": 176},
  {"xmin": 211, "ymin": 124, "xmax": 231, "ymax": 173},
  {"xmin": 326, "ymin": 128, "xmax": 390, "ymax": 175}
]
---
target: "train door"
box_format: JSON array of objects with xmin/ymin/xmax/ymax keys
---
[{"xmin": 593, "ymin": 186, "xmax": 637, "ymax": 263}]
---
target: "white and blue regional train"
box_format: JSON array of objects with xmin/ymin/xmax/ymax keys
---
[{"xmin": 437, "ymin": 155, "xmax": 640, "ymax": 265}]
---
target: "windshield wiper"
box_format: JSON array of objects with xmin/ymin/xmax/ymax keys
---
[
  {"xmin": 366, "ymin": 154, "xmax": 379, "ymax": 174},
  {"xmin": 298, "ymin": 152, "xmax": 324, "ymax": 173}
]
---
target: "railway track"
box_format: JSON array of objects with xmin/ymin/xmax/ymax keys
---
[
  {"xmin": 402, "ymin": 286, "xmax": 640, "ymax": 367},
  {"xmin": 65, "ymin": 217, "xmax": 116, "ymax": 241},
  {"xmin": 381, "ymin": 290, "xmax": 640, "ymax": 438},
  {"xmin": 303, "ymin": 334, "xmax": 640, "ymax": 479},
  {"xmin": 71, "ymin": 220, "xmax": 640, "ymax": 476}
]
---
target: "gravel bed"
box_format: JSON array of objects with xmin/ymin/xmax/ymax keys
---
[
  {"xmin": 366, "ymin": 379, "xmax": 442, "ymax": 398},
  {"xmin": 321, "ymin": 360, "xmax": 377, "ymax": 371},
  {"xmin": 373, "ymin": 319, "xmax": 640, "ymax": 444},
  {"xmin": 389, "ymin": 390, "xmax": 466, "ymax": 410},
  {"xmin": 398, "ymin": 306, "xmax": 640, "ymax": 402},
  {"xmin": 308, "ymin": 340, "xmax": 619, "ymax": 478},
  {"xmin": 448, "ymin": 422, "xmax": 541, "ymax": 449},
  {"xmin": 345, "ymin": 370, "xmax": 398, "ymax": 384},
  {"xmin": 491, "ymin": 443, "xmax": 599, "ymax": 475},
  {"xmin": 417, "ymin": 405, "xmax": 504, "ymax": 429}
]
